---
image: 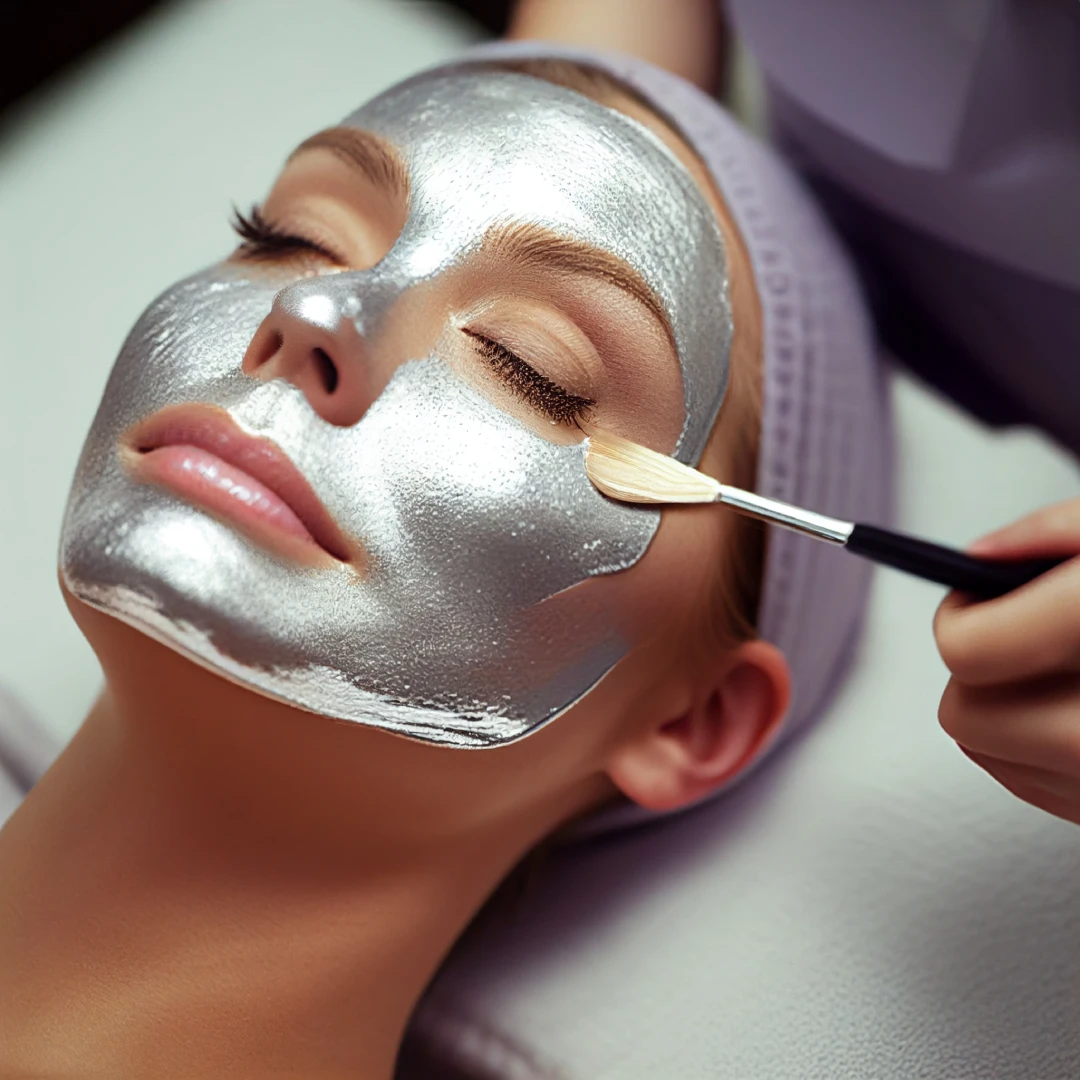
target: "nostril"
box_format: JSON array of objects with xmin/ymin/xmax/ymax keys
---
[{"xmin": 312, "ymin": 347, "xmax": 339, "ymax": 394}]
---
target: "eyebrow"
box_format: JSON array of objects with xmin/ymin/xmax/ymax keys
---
[
  {"xmin": 482, "ymin": 222, "xmax": 673, "ymax": 345},
  {"xmin": 289, "ymin": 126, "xmax": 409, "ymax": 201}
]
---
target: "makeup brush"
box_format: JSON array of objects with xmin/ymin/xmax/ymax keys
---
[{"xmin": 584, "ymin": 430, "xmax": 1067, "ymax": 599}]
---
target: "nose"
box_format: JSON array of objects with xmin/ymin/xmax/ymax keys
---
[{"xmin": 242, "ymin": 277, "xmax": 371, "ymax": 427}]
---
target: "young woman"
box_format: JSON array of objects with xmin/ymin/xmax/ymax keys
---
[{"xmin": 0, "ymin": 46, "xmax": 888, "ymax": 1078}]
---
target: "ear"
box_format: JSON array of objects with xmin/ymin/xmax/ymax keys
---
[{"xmin": 606, "ymin": 639, "xmax": 791, "ymax": 813}]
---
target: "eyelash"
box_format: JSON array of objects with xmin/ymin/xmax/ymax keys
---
[
  {"xmin": 464, "ymin": 329, "xmax": 595, "ymax": 427},
  {"xmin": 230, "ymin": 204, "xmax": 344, "ymax": 265}
]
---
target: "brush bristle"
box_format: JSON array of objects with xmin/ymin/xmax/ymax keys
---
[{"xmin": 584, "ymin": 430, "xmax": 721, "ymax": 504}]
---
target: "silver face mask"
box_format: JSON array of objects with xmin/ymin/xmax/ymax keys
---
[{"xmin": 60, "ymin": 68, "xmax": 732, "ymax": 747}]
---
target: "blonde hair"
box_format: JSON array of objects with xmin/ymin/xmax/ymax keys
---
[{"xmin": 494, "ymin": 58, "xmax": 767, "ymax": 648}]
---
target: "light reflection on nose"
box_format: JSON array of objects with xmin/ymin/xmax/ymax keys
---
[{"xmin": 296, "ymin": 293, "xmax": 339, "ymax": 332}]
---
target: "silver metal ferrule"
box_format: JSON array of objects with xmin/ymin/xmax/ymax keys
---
[{"xmin": 715, "ymin": 485, "xmax": 854, "ymax": 545}]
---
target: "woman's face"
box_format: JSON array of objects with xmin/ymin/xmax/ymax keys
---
[{"xmin": 59, "ymin": 69, "xmax": 733, "ymax": 748}]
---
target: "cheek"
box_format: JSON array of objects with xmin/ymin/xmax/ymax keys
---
[
  {"xmin": 586, "ymin": 502, "xmax": 726, "ymax": 648},
  {"xmin": 103, "ymin": 273, "xmax": 276, "ymax": 416},
  {"xmin": 497, "ymin": 508, "xmax": 729, "ymax": 769}
]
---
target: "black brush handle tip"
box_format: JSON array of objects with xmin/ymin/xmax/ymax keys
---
[{"xmin": 846, "ymin": 523, "xmax": 1069, "ymax": 599}]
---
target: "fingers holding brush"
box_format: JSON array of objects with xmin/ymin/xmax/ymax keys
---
[
  {"xmin": 934, "ymin": 497, "xmax": 1080, "ymax": 823},
  {"xmin": 935, "ymin": 499, "xmax": 1080, "ymax": 684}
]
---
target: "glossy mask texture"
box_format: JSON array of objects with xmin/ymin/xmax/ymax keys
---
[{"xmin": 60, "ymin": 70, "xmax": 732, "ymax": 746}]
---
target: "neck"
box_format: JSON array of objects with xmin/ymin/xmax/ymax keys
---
[{"xmin": 0, "ymin": 605, "xmax": 572, "ymax": 1080}]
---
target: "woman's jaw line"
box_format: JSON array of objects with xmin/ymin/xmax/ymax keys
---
[{"xmin": 59, "ymin": 580, "xmax": 620, "ymax": 859}]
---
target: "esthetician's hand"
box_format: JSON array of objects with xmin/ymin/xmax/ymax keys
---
[{"xmin": 935, "ymin": 497, "xmax": 1080, "ymax": 824}]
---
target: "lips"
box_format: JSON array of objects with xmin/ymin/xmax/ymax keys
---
[{"xmin": 126, "ymin": 405, "xmax": 352, "ymax": 564}]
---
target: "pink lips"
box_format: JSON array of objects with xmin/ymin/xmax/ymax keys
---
[{"xmin": 127, "ymin": 406, "xmax": 351, "ymax": 564}]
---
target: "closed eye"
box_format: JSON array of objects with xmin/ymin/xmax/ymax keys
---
[
  {"xmin": 464, "ymin": 329, "xmax": 595, "ymax": 427},
  {"xmin": 230, "ymin": 204, "xmax": 346, "ymax": 266}
]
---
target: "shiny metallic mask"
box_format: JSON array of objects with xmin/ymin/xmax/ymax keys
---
[{"xmin": 60, "ymin": 69, "xmax": 732, "ymax": 747}]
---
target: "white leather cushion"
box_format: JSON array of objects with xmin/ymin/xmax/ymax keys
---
[{"xmin": 405, "ymin": 374, "xmax": 1080, "ymax": 1080}]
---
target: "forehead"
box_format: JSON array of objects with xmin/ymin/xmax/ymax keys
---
[
  {"xmin": 342, "ymin": 70, "xmax": 702, "ymax": 244},
  {"xmin": 335, "ymin": 69, "xmax": 733, "ymax": 462}
]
